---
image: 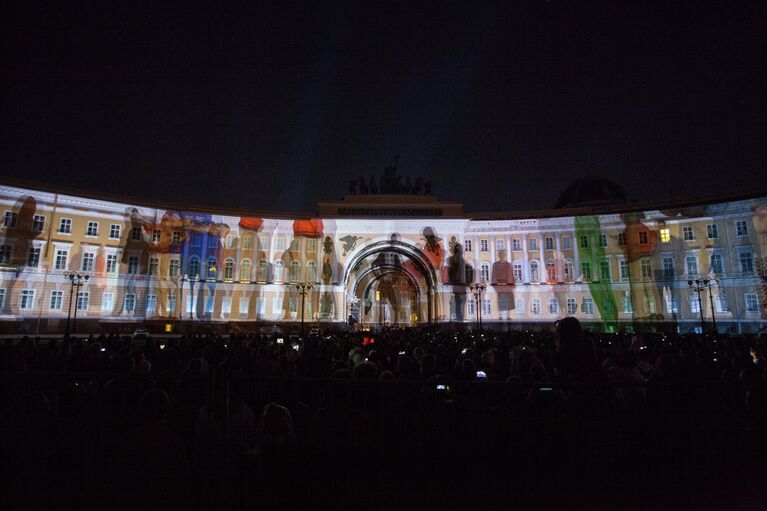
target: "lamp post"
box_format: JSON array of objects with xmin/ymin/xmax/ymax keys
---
[
  {"xmin": 688, "ymin": 279, "xmax": 708, "ymax": 334},
  {"xmin": 470, "ymin": 281, "xmax": 487, "ymax": 331},
  {"xmin": 296, "ymin": 282, "xmax": 312, "ymax": 337},
  {"xmin": 64, "ymin": 271, "xmax": 89, "ymax": 337}
]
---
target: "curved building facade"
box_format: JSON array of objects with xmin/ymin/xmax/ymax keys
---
[{"xmin": 1, "ymin": 181, "xmax": 765, "ymax": 334}]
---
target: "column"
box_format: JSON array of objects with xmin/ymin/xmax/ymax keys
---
[
  {"xmin": 555, "ymin": 233, "xmax": 563, "ymax": 282},
  {"xmin": 572, "ymin": 230, "xmax": 581, "ymax": 282},
  {"xmin": 522, "ymin": 234, "xmax": 530, "ymax": 283},
  {"xmin": 538, "ymin": 232, "xmax": 545, "ymax": 281}
]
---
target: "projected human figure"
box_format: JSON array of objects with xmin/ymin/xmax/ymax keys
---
[
  {"xmin": 446, "ymin": 243, "xmax": 468, "ymax": 321},
  {"xmin": 2, "ymin": 196, "xmax": 38, "ymax": 320}
]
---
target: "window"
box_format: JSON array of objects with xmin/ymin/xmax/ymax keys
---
[
  {"xmin": 77, "ymin": 291, "xmax": 89, "ymax": 311},
  {"xmin": 682, "ymin": 226, "xmax": 694, "ymax": 241},
  {"xmin": 600, "ymin": 260, "xmax": 611, "ymax": 281},
  {"xmin": 512, "ymin": 238, "xmax": 521, "ymax": 251},
  {"xmin": 152, "ymin": 229, "xmax": 161, "ymax": 243},
  {"xmin": 464, "ymin": 239, "xmax": 472, "ymax": 252},
  {"xmin": 685, "ymin": 255, "xmax": 698, "ymax": 276},
  {"xmin": 33, "ymin": 215, "xmax": 45, "ymax": 231},
  {"xmin": 240, "ymin": 259, "xmax": 251, "ymax": 282},
  {"xmin": 709, "ymin": 253, "xmax": 723, "ymax": 274},
  {"xmin": 55, "ymin": 249, "xmax": 68, "ymax": 270},
  {"xmin": 239, "ymin": 297, "xmax": 250, "ymax": 315},
  {"xmin": 512, "ymin": 261, "xmax": 523, "ymax": 282},
  {"xmin": 496, "ymin": 239, "xmax": 505, "ymax": 251},
  {"xmin": 169, "ymin": 259, "xmax": 180, "ymax": 277},
  {"xmin": 639, "ymin": 231, "xmax": 649, "ymax": 245},
  {"xmin": 715, "ymin": 293, "xmax": 729, "ymax": 312},
  {"xmin": 27, "ymin": 246, "xmax": 41, "ymax": 267},
  {"xmin": 739, "ymin": 251, "xmax": 753, "ymax": 273},
  {"xmin": 529, "ymin": 261, "xmax": 539, "ymax": 282},
  {"xmin": 546, "ymin": 260, "xmax": 556, "ymax": 281},
  {"xmin": 531, "ymin": 298, "xmax": 541, "ymax": 315},
  {"xmin": 227, "ymin": 235, "xmax": 236, "ymax": 248},
  {"xmin": 289, "ymin": 260, "xmax": 301, "ymax": 282},
  {"xmin": 190, "ymin": 233, "xmax": 202, "ymax": 247},
  {"xmin": 276, "ymin": 238, "xmax": 285, "ymax": 251},
  {"xmin": 102, "ymin": 293, "xmax": 114, "ymax": 311},
  {"xmin": 273, "ymin": 294, "xmax": 283, "ymax": 313},
  {"xmin": 106, "ymin": 254, "xmax": 118, "ymax": 273},
  {"xmin": 146, "ymin": 294, "xmax": 156, "ymax": 313},
  {"xmin": 124, "ymin": 293, "xmax": 135, "ymax": 312},
  {"xmin": 222, "ymin": 296, "xmax": 231, "ymax": 315},
  {"xmin": 662, "ymin": 257, "xmax": 674, "ymax": 277},
  {"xmin": 665, "ymin": 295, "xmax": 679, "ymax": 314},
  {"xmin": 148, "ymin": 257, "xmax": 159, "ymax": 276},
  {"xmin": 186, "ymin": 294, "xmax": 197, "ymax": 314},
  {"xmin": 126, "ymin": 256, "xmax": 139, "ymax": 274},
  {"xmin": 207, "ymin": 236, "xmax": 217, "ymax": 249},
  {"xmin": 306, "ymin": 261, "xmax": 317, "ymax": 282},
  {"xmin": 49, "ymin": 291, "xmax": 63, "ymax": 310},
  {"xmin": 0, "ymin": 244, "xmax": 10, "ymax": 264},
  {"xmin": 257, "ymin": 260, "xmax": 268, "ymax": 282},
  {"xmin": 706, "ymin": 224, "xmax": 718, "ymax": 239},
  {"xmin": 205, "ymin": 294, "xmax": 215, "ymax": 314},
  {"xmin": 3, "ymin": 211, "xmax": 17, "ymax": 228},
  {"xmin": 482, "ymin": 299, "xmax": 491, "ymax": 316},
  {"xmin": 618, "ymin": 232, "xmax": 627, "ymax": 246},
  {"xmin": 172, "ymin": 231, "xmax": 181, "ymax": 243},
  {"xmin": 619, "ymin": 260, "xmax": 630, "ymax": 279},
  {"xmin": 130, "ymin": 226, "xmax": 142, "ymax": 241},
  {"xmin": 564, "ymin": 260, "xmax": 574, "ymax": 281},
  {"xmin": 109, "ymin": 224, "xmax": 121, "ymax": 239},
  {"xmin": 640, "ymin": 258, "xmax": 652, "ymax": 278},
  {"xmin": 20, "ymin": 289, "xmax": 35, "ymax": 310},
  {"xmin": 467, "ymin": 298, "xmax": 475, "ymax": 316},
  {"xmin": 499, "ymin": 296, "xmax": 509, "ymax": 312},
  {"xmin": 273, "ymin": 260, "xmax": 283, "ymax": 281},
  {"xmin": 480, "ymin": 239, "xmax": 488, "ymax": 252},
  {"xmin": 598, "ymin": 234, "xmax": 607, "ymax": 247},
  {"xmin": 59, "ymin": 218, "xmax": 72, "ymax": 234},
  {"xmin": 81, "ymin": 252, "xmax": 95, "ymax": 272},
  {"xmin": 242, "ymin": 236, "xmax": 252, "ymax": 250},
  {"xmin": 480, "ymin": 262, "xmax": 490, "ymax": 282},
  {"xmin": 549, "ymin": 298, "xmax": 558, "ymax": 314},
  {"xmin": 690, "ymin": 292, "xmax": 700, "ymax": 313},
  {"xmin": 290, "ymin": 238, "xmax": 300, "ymax": 251},
  {"xmin": 581, "ymin": 261, "xmax": 591, "ymax": 281},
  {"xmin": 545, "ymin": 237, "xmax": 554, "ymax": 250},
  {"xmin": 206, "ymin": 257, "xmax": 217, "ymax": 279},
  {"xmin": 579, "ymin": 235, "xmax": 588, "ymax": 248},
  {"xmin": 645, "ymin": 296, "xmax": 656, "ymax": 314},
  {"xmin": 307, "ymin": 239, "xmax": 316, "ymax": 252},
  {"xmin": 623, "ymin": 295, "xmax": 633, "ymax": 313},
  {"xmin": 167, "ymin": 293, "xmax": 176, "ymax": 313},
  {"xmin": 188, "ymin": 257, "xmax": 200, "ymax": 278},
  {"xmin": 86, "ymin": 221, "xmax": 99, "ymax": 236},
  {"xmin": 260, "ymin": 237, "xmax": 269, "ymax": 250},
  {"xmin": 223, "ymin": 258, "xmax": 234, "ymax": 280},
  {"xmin": 583, "ymin": 297, "xmax": 594, "ymax": 314},
  {"xmin": 736, "ymin": 220, "xmax": 748, "ymax": 237},
  {"xmin": 0, "ymin": 289, "xmax": 7, "ymax": 309},
  {"xmin": 515, "ymin": 299, "xmax": 524, "ymax": 315},
  {"xmin": 562, "ymin": 236, "xmax": 572, "ymax": 249},
  {"xmin": 660, "ymin": 228, "xmax": 670, "ymax": 243},
  {"xmin": 567, "ymin": 298, "xmax": 576, "ymax": 315},
  {"xmin": 528, "ymin": 238, "xmax": 538, "ymax": 251}
]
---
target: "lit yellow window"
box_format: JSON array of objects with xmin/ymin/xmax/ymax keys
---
[{"xmin": 660, "ymin": 228, "xmax": 670, "ymax": 243}]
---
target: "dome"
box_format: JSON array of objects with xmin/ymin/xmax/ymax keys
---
[{"xmin": 554, "ymin": 175, "xmax": 630, "ymax": 209}]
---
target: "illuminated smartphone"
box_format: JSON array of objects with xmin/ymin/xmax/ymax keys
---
[
  {"xmin": 539, "ymin": 387, "xmax": 553, "ymax": 392},
  {"xmin": 476, "ymin": 370, "xmax": 487, "ymax": 379},
  {"xmin": 277, "ymin": 338, "xmax": 284, "ymax": 344},
  {"xmin": 436, "ymin": 384, "xmax": 446, "ymax": 390},
  {"xmin": 462, "ymin": 348, "xmax": 468, "ymax": 354}
]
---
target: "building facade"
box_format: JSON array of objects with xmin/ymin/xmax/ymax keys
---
[{"xmin": 1, "ymin": 180, "xmax": 765, "ymax": 334}]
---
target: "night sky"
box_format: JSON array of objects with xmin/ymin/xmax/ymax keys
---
[{"xmin": 2, "ymin": 1, "xmax": 764, "ymax": 214}]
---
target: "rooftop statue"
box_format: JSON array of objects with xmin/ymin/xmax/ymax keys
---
[{"xmin": 346, "ymin": 155, "xmax": 433, "ymax": 196}]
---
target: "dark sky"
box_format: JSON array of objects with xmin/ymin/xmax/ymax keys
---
[{"xmin": 2, "ymin": 1, "xmax": 764, "ymax": 213}]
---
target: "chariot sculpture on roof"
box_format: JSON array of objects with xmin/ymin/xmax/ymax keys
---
[{"xmin": 347, "ymin": 155, "xmax": 433, "ymax": 196}]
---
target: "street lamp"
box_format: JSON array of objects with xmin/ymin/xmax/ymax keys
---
[
  {"xmin": 688, "ymin": 278, "xmax": 714, "ymax": 334},
  {"xmin": 64, "ymin": 271, "xmax": 89, "ymax": 337},
  {"xmin": 295, "ymin": 282, "xmax": 313, "ymax": 337},
  {"xmin": 470, "ymin": 281, "xmax": 487, "ymax": 331}
]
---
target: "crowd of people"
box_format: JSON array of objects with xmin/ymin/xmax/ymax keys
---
[{"xmin": 1, "ymin": 320, "xmax": 766, "ymax": 509}]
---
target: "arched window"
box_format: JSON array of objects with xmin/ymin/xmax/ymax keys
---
[
  {"xmin": 188, "ymin": 257, "xmax": 200, "ymax": 280},
  {"xmin": 480, "ymin": 262, "xmax": 490, "ymax": 282},
  {"xmin": 240, "ymin": 259, "xmax": 252, "ymax": 282},
  {"xmin": 273, "ymin": 260, "xmax": 283, "ymax": 282},
  {"xmin": 306, "ymin": 261, "xmax": 317, "ymax": 282},
  {"xmin": 530, "ymin": 260, "xmax": 539, "ymax": 282},
  {"xmin": 223, "ymin": 258, "xmax": 234, "ymax": 281},
  {"xmin": 564, "ymin": 259, "xmax": 574, "ymax": 281},
  {"xmin": 513, "ymin": 261, "xmax": 523, "ymax": 283},
  {"xmin": 546, "ymin": 260, "xmax": 556, "ymax": 282},
  {"xmin": 289, "ymin": 260, "xmax": 300, "ymax": 282},
  {"xmin": 207, "ymin": 257, "xmax": 217, "ymax": 280},
  {"xmin": 257, "ymin": 260, "xmax": 268, "ymax": 282}
]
